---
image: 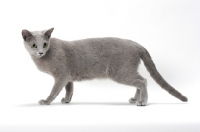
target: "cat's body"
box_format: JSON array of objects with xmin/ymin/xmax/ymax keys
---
[
  {"xmin": 32, "ymin": 37, "xmax": 142, "ymax": 81},
  {"xmin": 22, "ymin": 28, "xmax": 188, "ymax": 106}
]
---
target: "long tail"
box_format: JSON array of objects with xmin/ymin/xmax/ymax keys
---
[{"xmin": 140, "ymin": 48, "xmax": 188, "ymax": 102}]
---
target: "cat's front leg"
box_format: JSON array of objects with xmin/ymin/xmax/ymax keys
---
[
  {"xmin": 39, "ymin": 77, "xmax": 68, "ymax": 105},
  {"xmin": 61, "ymin": 82, "xmax": 73, "ymax": 103}
]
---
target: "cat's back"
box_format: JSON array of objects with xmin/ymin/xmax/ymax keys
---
[
  {"xmin": 69, "ymin": 37, "xmax": 143, "ymax": 54},
  {"xmin": 50, "ymin": 37, "xmax": 144, "ymax": 59},
  {"xmin": 71, "ymin": 37, "xmax": 140, "ymax": 47}
]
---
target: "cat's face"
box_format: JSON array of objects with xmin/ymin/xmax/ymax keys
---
[{"xmin": 22, "ymin": 28, "xmax": 54, "ymax": 58}]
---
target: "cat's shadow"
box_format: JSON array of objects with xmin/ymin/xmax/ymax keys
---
[
  {"xmin": 18, "ymin": 102, "xmax": 132, "ymax": 107},
  {"xmin": 18, "ymin": 102, "xmax": 187, "ymax": 107}
]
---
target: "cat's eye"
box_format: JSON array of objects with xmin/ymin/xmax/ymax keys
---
[
  {"xmin": 31, "ymin": 44, "xmax": 37, "ymax": 48},
  {"xmin": 43, "ymin": 43, "xmax": 48, "ymax": 48}
]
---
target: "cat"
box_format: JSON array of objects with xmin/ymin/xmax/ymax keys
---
[{"xmin": 21, "ymin": 28, "xmax": 188, "ymax": 106}]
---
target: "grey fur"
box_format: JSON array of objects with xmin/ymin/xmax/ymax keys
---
[{"xmin": 22, "ymin": 28, "xmax": 188, "ymax": 106}]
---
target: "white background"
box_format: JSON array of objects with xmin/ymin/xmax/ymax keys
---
[{"xmin": 0, "ymin": 0, "xmax": 200, "ymax": 131}]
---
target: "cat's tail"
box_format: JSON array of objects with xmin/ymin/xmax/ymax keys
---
[{"xmin": 140, "ymin": 48, "xmax": 188, "ymax": 102}]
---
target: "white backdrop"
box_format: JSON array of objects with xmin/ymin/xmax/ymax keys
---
[{"xmin": 0, "ymin": 0, "xmax": 200, "ymax": 132}]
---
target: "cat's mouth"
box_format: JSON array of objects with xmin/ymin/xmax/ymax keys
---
[{"xmin": 36, "ymin": 53, "xmax": 45, "ymax": 58}]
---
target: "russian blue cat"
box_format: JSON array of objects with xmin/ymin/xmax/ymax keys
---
[{"xmin": 22, "ymin": 28, "xmax": 187, "ymax": 106}]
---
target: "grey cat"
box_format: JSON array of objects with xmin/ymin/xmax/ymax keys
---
[{"xmin": 21, "ymin": 28, "xmax": 188, "ymax": 106}]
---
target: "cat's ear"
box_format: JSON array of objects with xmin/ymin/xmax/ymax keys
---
[
  {"xmin": 22, "ymin": 29, "xmax": 33, "ymax": 41},
  {"xmin": 44, "ymin": 28, "xmax": 54, "ymax": 39}
]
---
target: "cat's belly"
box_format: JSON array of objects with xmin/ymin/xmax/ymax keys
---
[{"xmin": 70, "ymin": 66, "xmax": 109, "ymax": 81}]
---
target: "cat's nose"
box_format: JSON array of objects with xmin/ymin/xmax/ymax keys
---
[{"xmin": 39, "ymin": 52, "xmax": 43, "ymax": 55}]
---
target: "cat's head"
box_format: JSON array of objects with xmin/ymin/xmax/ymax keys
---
[{"xmin": 22, "ymin": 28, "xmax": 54, "ymax": 58}]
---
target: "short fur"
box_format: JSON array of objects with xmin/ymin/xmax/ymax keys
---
[{"xmin": 22, "ymin": 28, "xmax": 188, "ymax": 106}]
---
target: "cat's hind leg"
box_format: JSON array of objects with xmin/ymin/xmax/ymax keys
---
[
  {"xmin": 61, "ymin": 82, "xmax": 74, "ymax": 103},
  {"xmin": 129, "ymin": 89, "xmax": 140, "ymax": 103},
  {"xmin": 114, "ymin": 73, "xmax": 148, "ymax": 106},
  {"xmin": 129, "ymin": 78, "xmax": 148, "ymax": 106}
]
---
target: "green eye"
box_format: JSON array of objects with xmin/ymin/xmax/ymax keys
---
[
  {"xmin": 31, "ymin": 44, "xmax": 37, "ymax": 48},
  {"xmin": 43, "ymin": 43, "xmax": 48, "ymax": 48}
]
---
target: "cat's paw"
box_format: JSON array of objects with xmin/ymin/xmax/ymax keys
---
[
  {"xmin": 129, "ymin": 97, "xmax": 137, "ymax": 103},
  {"xmin": 61, "ymin": 97, "xmax": 71, "ymax": 103},
  {"xmin": 136, "ymin": 101, "xmax": 146, "ymax": 106},
  {"xmin": 38, "ymin": 99, "xmax": 50, "ymax": 105}
]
